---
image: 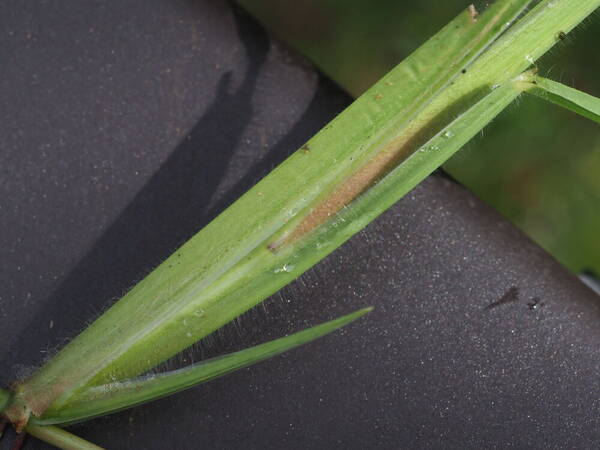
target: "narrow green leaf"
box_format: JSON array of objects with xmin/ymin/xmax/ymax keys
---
[
  {"xmin": 35, "ymin": 307, "xmax": 372, "ymax": 426},
  {"xmin": 0, "ymin": 389, "xmax": 9, "ymax": 413},
  {"xmin": 524, "ymin": 75, "xmax": 600, "ymax": 123},
  {"xmin": 12, "ymin": 0, "xmax": 534, "ymax": 418}
]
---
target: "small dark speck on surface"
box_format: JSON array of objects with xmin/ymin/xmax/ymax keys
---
[
  {"xmin": 485, "ymin": 286, "xmax": 519, "ymax": 310},
  {"xmin": 527, "ymin": 297, "xmax": 545, "ymax": 311}
]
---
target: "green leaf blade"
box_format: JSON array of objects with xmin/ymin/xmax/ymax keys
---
[
  {"xmin": 35, "ymin": 308, "xmax": 372, "ymax": 426},
  {"xmin": 11, "ymin": 0, "xmax": 600, "ymax": 425},
  {"xmin": 526, "ymin": 76, "xmax": 600, "ymax": 123},
  {"xmin": 0, "ymin": 389, "xmax": 10, "ymax": 416},
  {"xmin": 28, "ymin": 79, "xmax": 524, "ymax": 426},
  {"xmin": 13, "ymin": 0, "xmax": 533, "ymax": 417}
]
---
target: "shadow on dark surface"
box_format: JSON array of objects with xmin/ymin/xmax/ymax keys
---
[
  {"xmin": 1, "ymin": 5, "xmax": 270, "ymax": 380},
  {"xmin": 2, "ymin": 3, "xmax": 349, "ymax": 385}
]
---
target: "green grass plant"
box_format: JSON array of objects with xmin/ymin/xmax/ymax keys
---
[{"xmin": 2, "ymin": 1, "xmax": 599, "ymax": 447}]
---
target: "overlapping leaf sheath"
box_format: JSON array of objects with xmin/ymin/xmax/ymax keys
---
[{"xmin": 6, "ymin": 0, "xmax": 599, "ymax": 428}]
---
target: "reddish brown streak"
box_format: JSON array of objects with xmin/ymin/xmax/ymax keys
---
[{"xmin": 268, "ymin": 130, "xmax": 419, "ymax": 252}]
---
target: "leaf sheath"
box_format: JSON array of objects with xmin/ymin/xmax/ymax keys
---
[{"xmin": 10, "ymin": 0, "xmax": 599, "ymax": 423}]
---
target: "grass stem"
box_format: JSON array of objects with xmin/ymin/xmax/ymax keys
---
[{"xmin": 25, "ymin": 425, "xmax": 104, "ymax": 450}]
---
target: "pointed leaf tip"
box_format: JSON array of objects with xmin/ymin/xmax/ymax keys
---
[
  {"xmin": 525, "ymin": 76, "xmax": 600, "ymax": 124},
  {"xmin": 35, "ymin": 307, "xmax": 372, "ymax": 426}
]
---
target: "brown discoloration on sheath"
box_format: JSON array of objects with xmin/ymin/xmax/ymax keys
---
[
  {"xmin": 5, "ymin": 375, "xmax": 80, "ymax": 430},
  {"xmin": 374, "ymin": 93, "xmax": 383, "ymax": 100},
  {"xmin": 25, "ymin": 387, "xmax": 60, "ymax": 417},
  {"xmin": 301, "ymin": 144, "xmax": 311, "ymax": 154},
  {"xmin": 269, "ymin": 126, "xmax": 420, "ymax": 252},
  {"xmin": 468, "ymin": 5, "xmax": 479, "ymax": 23},
  {"xmin": 2, "ymin": 400, "xmax": 30, "ymax": 433},
  {"xmin": 467, "ymin": 2, "xmax": 516, "ymax": 56}
]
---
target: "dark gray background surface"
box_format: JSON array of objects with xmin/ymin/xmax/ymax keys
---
[{"xmin": 1, "ymin": 1, "xmax": 598, "ymax": 448}]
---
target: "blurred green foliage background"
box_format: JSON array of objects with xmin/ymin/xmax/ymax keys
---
[{"xmin": 239, "ymin": 0, "xmax": 600, "ymax": 275}]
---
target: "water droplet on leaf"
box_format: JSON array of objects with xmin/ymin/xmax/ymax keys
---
[{"xmin": 274, "ymin": 264, "xmax": 295, "ymax": 274}]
